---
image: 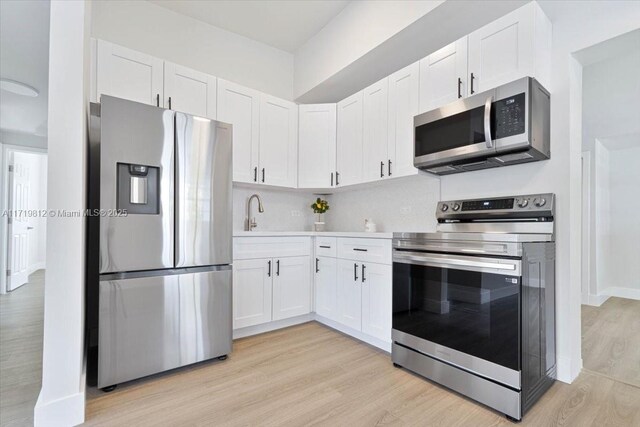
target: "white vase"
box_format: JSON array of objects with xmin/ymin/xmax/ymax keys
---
[{"xmin": 314, "ymin": 213, "xmax": 325, "ymax": 232}]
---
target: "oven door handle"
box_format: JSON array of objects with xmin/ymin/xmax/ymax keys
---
[{"xmin": 393, "ymin": 251, "xmax": 520, "ymax": 275}]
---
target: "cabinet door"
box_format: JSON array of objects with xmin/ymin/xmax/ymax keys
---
[
  {"xmin": 164, "ymin": 62, "xmax": 217, "ymax": 119},
  {"xmin": 467, "ymin": 3, "xmax": 534, "ymax": 94},
  {"xmin": 336, "ymin": 91, "xmax": 364, "ymax": 187},
  {"xmin": 233, "ymin": 258, "xmax": 272, "ymax": 329},
  {"xmin": 217, "ymin": 79, "xmax": 260, "ymax": 184},
  {"xmin": 314, "ymin": 256, "xmax": 337, "ymax": 320},
  {"xmin": 363, "ymin": 78, "xmax": 389, "ymax": 181},
  {"xmin": 388, "ymin": 62, "xmax": 420, "ymax": 179},
  {"xmin": 298, "ymin": 104, "xmax": 337, "ymax": 189},
  {"xmin": 419, "ymin": 37, "xmax": 468, "ymax": 112},
  {"xmin": 259, "ymin": 95, "xmax": 298, "ymax": 188},
  {"xmin": 272, "ymin": 256, "xmax": 311, "ymax": 321},
  {"xmin": 96, "ymin": 40, "xmax": 163, "ymax": 106},
  {"xmin": 336, "ymin": 259, "xmax": 362, "ymax": 330},
  {"xmin": 361, "ymin": 263, "xmax": 392, "ymax": 342}
]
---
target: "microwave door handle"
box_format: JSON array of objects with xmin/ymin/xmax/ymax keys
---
[{"xmin": 484, "ymin": 96, "xmax": 493, "ymax": 149}]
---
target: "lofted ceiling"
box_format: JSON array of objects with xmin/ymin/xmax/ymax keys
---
[
  {"xmin": 148, "ymin": 0, "xmax": 350, "ymax": 53},
  {"xmin": 0, "ymin": 0, "xmax": 50, "ymax": 148}
]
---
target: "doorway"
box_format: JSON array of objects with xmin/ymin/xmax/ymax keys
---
[{"xmin": 578, "ymin": 29, "xmax": 640, "ymax": 387}]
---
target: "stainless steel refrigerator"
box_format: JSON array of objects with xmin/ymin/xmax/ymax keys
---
[{"xmin": 87, "ymin": 95, "xmax": 232, "ymax": 390}]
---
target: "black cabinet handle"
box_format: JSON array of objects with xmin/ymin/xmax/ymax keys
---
[
  {"xmin": 315, "ymin": 258, "xmax": 319, "ymax": 273},
  {"xmin": 353, "ymin": 248, "xmax": 368, "ymax": 252},
  {"xmin": 267, "ymin": 260, "xmax": 271, "ymax": 277},
  {"xmin": 470, "ymin": 73, "xmax": 475, "ymax": 95},
  {"xmin": 168, "ymin": 96, "xmax": 172, "ymax": 110},
  {"xmin": 319, "ymin": 245, "xmax": 331, "ymax": 249},
  {"xmin": 458, "ymin": 77, "xmax": 463, "ymax": 99},
  {"xmin": 331, "ymin": 172, "xmax": 334, "ymax": 187},
  {"xmin": 261, "ymin": 168, "xmax": 265, "ymax": 183},
  {"xmin": 354, "ymin": 263, "xmax": 359, "ymax": 281},
  {"xmin": 380, "ymin": 161, "xmax": 384, "ymax": 178},
  {"xmin": 254, "ymin": 167, "xmax": 258, "ymax": 182},
  {"xmin": 156, "ymin": 94, "xmax": 160, "ymax": 107},
  {"xmin": 362, "ymin": 264, "xmax": 366, "ymax": 283},
  {"xmin": 388, "ymin": 159, "xmax": 392, "ymax": 176},
  {"xmin": 336, "ymin": 171, "xmax": 340, "ymax": 186},
  {"xmin": 276, "ymin": 260, "xmax": 280, "ymax": 276}
]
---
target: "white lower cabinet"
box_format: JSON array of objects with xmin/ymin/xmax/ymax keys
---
[
  {"xmin": 314, "ymin": 256, "xmax": 338, "ymax": 320},
  {"xmin": 233, "ymin": 258, "xmax": 272, "ymax": 329},
  {"xmin": 361, "ymin": 263, "xmax": 392, "ymax": 342},
  {"xmin": 272, "ymin": 256, "xmax": 311, "ymax": 321},
  {"xmin": 336, "ymin": 259, "xmax": 363, "ymax": 330}
]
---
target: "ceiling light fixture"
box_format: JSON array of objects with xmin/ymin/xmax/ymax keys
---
[{"xmin": 0, "ymin": 78, "xmax": 39, "ymax": 97}]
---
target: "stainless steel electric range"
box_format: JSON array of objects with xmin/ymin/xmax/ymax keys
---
[{"xmin": 391, "ymin": 193, "xmax": 556, "ymax": 421}]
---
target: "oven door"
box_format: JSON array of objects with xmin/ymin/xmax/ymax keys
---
[{"xmin": 392, "ymin": 250, "xmax": 521, "ymax": 388}]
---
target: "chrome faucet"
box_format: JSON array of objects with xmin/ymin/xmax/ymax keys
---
[{"xmin": 245, "ymin": 194, "xmax": 264, "ymax": 231}]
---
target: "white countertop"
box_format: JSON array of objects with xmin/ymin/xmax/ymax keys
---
[{"xmin": 233, "ymin": 231, "xmax": 393, "ymax": 239}]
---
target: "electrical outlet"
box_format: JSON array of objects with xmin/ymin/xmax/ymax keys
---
[
  {"xmin": 400, "ymin": 206, "xmax": 412, "ymax": 215},
  {"xmin": 290, "ymin": 210, "xmax": 302, "ymax": 217}
]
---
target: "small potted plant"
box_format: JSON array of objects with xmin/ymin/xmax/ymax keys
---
[{"xmin": 311, "ymin": 197, "xmax": 329, "ymax": 232}]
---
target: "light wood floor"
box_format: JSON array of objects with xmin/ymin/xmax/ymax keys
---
[
  {"xmin": 0, "ymin": 271, "xmax": 45, "ymax": 427},
  {"xmin": 86, "ymin": 321, "xmax": 640, "ymax": 426},
  {"xmin": 582, "ymin": 297, "xmax": 640, "ymax": 387}
]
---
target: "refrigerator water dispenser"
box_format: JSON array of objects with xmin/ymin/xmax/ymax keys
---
[{"xmin": 117, "ymin": 163, "xmax": 159, "ymax": 214}]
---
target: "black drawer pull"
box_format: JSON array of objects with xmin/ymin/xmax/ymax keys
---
[
  {"xmin": 319, "ymin": 245, "xmax": 331, "ymax": 249},
  {"xmin": 353, "ymin": 248, "xmax": 368, "ymax": 252},
  {"xmin": 315, "ymin": 258, "xmax": 319, "ymax": 273}
]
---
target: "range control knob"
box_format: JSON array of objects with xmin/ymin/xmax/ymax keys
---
[
  {"xmin": 517, "ymin": 199, "xmax": 529, "ymax": 208},
  {"xmin": 534, "ymin": 198, "xmax": 547, "ymax": 208},
  {"xmin": 452, "ymin": 203, "xmax": 461, "ymax": 211},
  {"xmin": 440, "ymin": 204, "xmax": 449, "ymax": 212}
]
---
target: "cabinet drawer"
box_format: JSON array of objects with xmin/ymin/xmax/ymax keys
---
[
  {"xmin": 233, "ymin": 237, "xmax": 311, "ymax": 260},
  {"xmin": 315, "ymin": 237, "xmax": 337, "ymax": 258},
  {"xmin": 337, "ymin": 238, "xmax": 391, "ymax": 264}
]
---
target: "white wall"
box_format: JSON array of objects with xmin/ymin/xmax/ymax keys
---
[
  {"xmin": 326, "ymin": 174, "xmax": 440, "ymax": 232},
  {"xmin": 91, "ymin": 0, "xmax": 294, "ymax": 100},
  {"xmin": 593, "ymin": 140, "xmax": 611, "ymax": 297},
  {"xmin": 34, "ymin": 0, "xmax": 91, "ymax": 425}
]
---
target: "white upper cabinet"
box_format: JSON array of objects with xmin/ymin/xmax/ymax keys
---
[
  {"xmin": 272, "ymin": 256, "xmax": 311, "ymax": 321},
  {"xmin": 336, "ymin": 91, "xmax": 364, "ymax": 187},
  {"xmin": 419, "ymin": 37, "xmax": 468, "ymax": 113},
  {"xmin": 96, "ymin": 40, "xmax": 163, "ymax": 106},
  {"xmin": 388, "ymin": 62, "xmax": 420, "ymax": 178},
  {"xmin": 468, "ymin": 1, "xmax": 551, "ymax": 94},
  {"xmin": 164, "ymin": 62, "xmax": 217, "ymax": 119},
  {"xmin": 217, "ymin": 79, "xmax": 260, "ymax": 184},
  {"xmin": 298, "ymin": 104, "xmax": 337, "ymax": 189},
  {"xmin": 362, "ymin": 78, "xmax": 389, "ymax": 181},
  {"xmin": 258, "ymin": 95, "xmax": 298, "ymax": 188}
]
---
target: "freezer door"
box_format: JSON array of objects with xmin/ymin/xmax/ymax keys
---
[
  {"xmin": 99, "ymin": 96, "xmax": 175, "ymax": 273},
  {"xmin": 175, "ymin": 113, "xmax": 232, "ymax": 267},
  {"xmin": 98, "ymin": 267, "xmax": 232, "ymax": 388}
]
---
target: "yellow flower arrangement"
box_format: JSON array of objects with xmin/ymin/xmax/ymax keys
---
[{"xmin": 310, "ymin": 198, "xmax": 329, "ymax": 214}]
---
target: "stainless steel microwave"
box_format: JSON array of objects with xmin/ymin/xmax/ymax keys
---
[{"xmin": 414, "ymin": 77, "xmax": 550, "ymax": 175}]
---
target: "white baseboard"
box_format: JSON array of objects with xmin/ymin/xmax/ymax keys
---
[
  {"xmin": 28, "ymin": 262, "xmax": 46, "ymax": 276},
  {"xmin": 583, "ymin": 293, "xmax": 610, "ymax": 307},
  {"xmin": 556, "ymin": 355, "xmax": 582, "ymax": 384},
  {"xmin": 233, "ymin": 313, "xmax": 315, "ymax": 339},
  {"xmin": 602, "ymin": 287, "xmax": 640, "ymax": 301},
  {"xmin": 34, "ymin": 389, "xmax": 85, "ymax": 427},
  {"xmin": 315, "ymin": 315, "xmax": 391, "ymax": 353}
]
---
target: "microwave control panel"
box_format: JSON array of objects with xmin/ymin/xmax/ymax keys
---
[{"xmin": 493, "ymin": 92, "xmax": 526, "ymax": 139}]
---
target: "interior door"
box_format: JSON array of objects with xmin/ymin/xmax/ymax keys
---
[
  {"xmin": 298, "ymin": 104, "xmax": 337, "ymax": 189},
  {"xmin": 175, "ymin": 114, "xmax": 232, "ymax": 268},
  {"xmin": 315, "ymin": 256, "xmax": 338, "ymax": 320},
  {"xmin": 272, "ymin": 256, "xmax": 311, "ymax": 321},
  {"xmin": 336, "ymin": 91, "xmax": 364, "ymax": 186},
  {"xmin": 232, "ymin": 258, "xmax": 272, "ymax": 329},
  {"xmin": 164, "ymin": 62, "xmax": 217, "ymax": 119},
  {"xmin": 337, "ymin": 258, "xmax": 362, "ymax": 330},
  {"xmin": 96, "ymin": 39, "xmax": 163, "ymax": 106},
  {"xmin": 7, "ymin": 153, "xmax": 30, "ymax": 291},
  {"xmin": 217, "ymin": 79, "xmax": 260, "ymax": 184},
  {"xmin": 361, "ymin": 263, "xmax": 392, "ymax": 342},
  {"xmin": 258, "ymin": 94, "xmax": 298, "ymax": 187},
  {"xmin": 419, "ymin": 37, "xmax": 468, "ymax": 112},
  {"xmin": 363, "ymin": 78, "xmax": 389, "ymax": 181},
  {"xmin": 388, "ymin": 62, "xmax": 420, "ymax": 178}
]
